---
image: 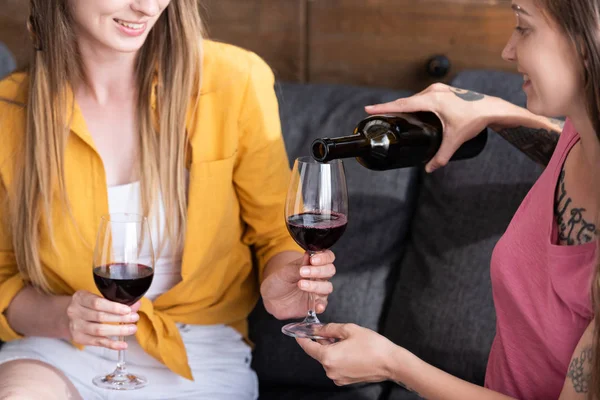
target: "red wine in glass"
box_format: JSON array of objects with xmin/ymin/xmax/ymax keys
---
[
  {"xmin": 92, "ymin": 213, "xmax": 154, "ymax": 391},
  {"xmin": 286, "ymin": 211, "xmax": 348, "ymax": 252},
  {"xmin": 93, "ymin": 263, "xmax": 154, "ymax": 306},
  {"xmin": 282, "ymin": 157, "xmax": 348, "ymax": 340}
]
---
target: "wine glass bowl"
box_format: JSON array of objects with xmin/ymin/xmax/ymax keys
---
[
  {"xmin": 93, "ymin": 263, "xmax": 154, "ymax": 306},
  {"xmin": 286, "ymin": 211, "xmax": 348, "ymax": 253},
  {"xmin": 282, "ymin": 157, "xmax": 348, "ymax": 340}
]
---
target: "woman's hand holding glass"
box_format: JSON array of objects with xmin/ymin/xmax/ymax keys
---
[
  {"xmin": 66, "ymin": 290, "xmax": 140, "ymax": 351},
  {"xmin": 261, "ymin": 250, "xmax": 337, "ymax": 321}
]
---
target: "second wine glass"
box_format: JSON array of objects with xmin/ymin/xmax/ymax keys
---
[{"xmin": 282, "ymin": 156, "xmax": 348, "ymax": 340}]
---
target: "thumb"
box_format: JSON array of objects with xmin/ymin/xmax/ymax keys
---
[
  {"xmin": 365, "ymin": 95, "xmax": 431, "ymax": 115},
  {"xmin": 279, "ymin": 252, "xmax": 309, "ymax": 283},
  {"xmin": 425, "ymin": 136, "xmax": 461, "ymax": 173}
]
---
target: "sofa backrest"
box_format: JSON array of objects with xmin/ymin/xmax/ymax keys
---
[{"xmin": 0, "ymin": 42, "xmax": 16, "ymax": 80}]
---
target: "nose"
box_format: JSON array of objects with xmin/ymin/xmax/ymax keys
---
[
  {"xmin": 131, "ymin": 0, "xmax": 161, "ymax": 17},
  {"xmin": 502, "ymin": 32, "xmax": 518, "ymax": 63}
]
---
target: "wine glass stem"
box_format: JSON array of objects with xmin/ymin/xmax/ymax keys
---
[
  {"xmin": 305, "ymin": 251, "xmax": 320, "ymax": 324},
  {"xmin": 117, "ymin": 335, "xmax": 127, "ymax": 373}
]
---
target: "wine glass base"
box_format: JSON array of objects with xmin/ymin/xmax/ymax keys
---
[
  {"xmin": 282, "ymin": 321, "xmax": 327, "ymax": 340},
  {"xmin": 93, "ymin": 372, "xmax": 147, "ymax": 391}
]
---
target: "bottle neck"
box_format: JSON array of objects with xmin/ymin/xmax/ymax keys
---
[{"xmin": 311, "ymin": 135, "xmax": 370, "ymax": 162}]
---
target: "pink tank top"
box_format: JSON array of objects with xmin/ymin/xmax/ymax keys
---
[{"xmin": 485, "ymin": 118, "xmax": 597, "ymax": 399}]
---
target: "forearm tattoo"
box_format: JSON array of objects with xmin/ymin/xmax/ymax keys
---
[
  {"xmin": 450, "ymin": 88, "xmax": 563, "ymax": 166},
  {"xmin": 450, "ymin": 87, "xmax": 485, "ymax": 102},
  {"xmin": 554, "ymin": 170, "xmax": 597, "ymax": 245},
  {"xmin": 567, "ymin": 346, "xmax": 592, "ymax": 393},
  {"xmin": 495, "ymin": 125, "xmax": 560, "ymax": 166}
]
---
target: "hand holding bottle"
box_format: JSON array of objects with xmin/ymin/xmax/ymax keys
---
[{"xmin": 365, "ymin": 83, "xmax": 504, "ymax": 172}]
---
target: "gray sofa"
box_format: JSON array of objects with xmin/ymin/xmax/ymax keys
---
[
  {"xmin": 0, "ymin": 44, "xmax": 540, "ymax": 399},
  {"xmin": 0, "ymin": 43, "xmax": 15, "ymax": 80}
]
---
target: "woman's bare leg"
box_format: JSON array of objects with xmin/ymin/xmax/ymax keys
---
[{"xmin": 0, "ymin": 360, "xmax": 82, "ymax": 400}]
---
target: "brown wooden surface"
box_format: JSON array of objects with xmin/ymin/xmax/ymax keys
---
[
  {"xmin": 202, "ymin": 0, "xmax": 307, "ymax": 82},
  {"xmin": 0, "ymin": 0, "xmax": 307, "ymax": 80},
  {"xmin": 308, "ymin": 0, "xmax": 517, "ymax": 91},
  {"xmin": 0, "ymin": 0, "xmax": 519, "ymax": 91},
  {"xmin": 0, "ymin": 1, "xmax": 29, "ymax": 69}
]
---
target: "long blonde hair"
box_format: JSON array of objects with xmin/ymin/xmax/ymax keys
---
[{"xmin": 10, "ymin": 0, "xmax": 204, "ymax": 291}]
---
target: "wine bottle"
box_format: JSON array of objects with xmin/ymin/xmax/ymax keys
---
[{"xmin": 311, "ymin": 112, "xmax": 488, "ymax": 171}]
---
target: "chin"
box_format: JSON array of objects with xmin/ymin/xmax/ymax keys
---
[
  {"xmin": 525, "ymin": 100, "xmax": 543, "ymax": 116},
  {"xmin": 525, "ymin": 94, "xmax": 549, "ymax": 117},
  {"xmin": 527, "ymin": 99, "xmax": 566, "ymax": 119},
  {"xmin": 111, "ymin": 39, "xmax": 149, "ymax": 54}
]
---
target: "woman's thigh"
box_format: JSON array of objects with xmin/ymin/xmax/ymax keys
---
[
  {"xmin": 0, "ymin": 359, "xmax": 82, "ymax": 400},
  {"xmin": 0, "ymin": 337, "xmax": 103, "ymax": 400},
  {"xmin": 0, "ymin": 328, "xmax": 258, "ymax": 400}
]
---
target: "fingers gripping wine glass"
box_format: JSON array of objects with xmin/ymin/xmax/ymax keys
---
[
  {"xmin": 92, "ymin": 213, "xmax": 154, "ymax": 390},
  {"xmin": 282, "ymin": 157, "xmax": 348, "ymax": 340}
]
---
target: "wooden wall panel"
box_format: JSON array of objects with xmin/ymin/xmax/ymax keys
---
[
  {"xmin": 308, "ymin": 0, "xmax": 517, "ymax": 91},
  {"xmin": 202, "ymin": 0, "xmax": 307, "ymax": 82},
  {"xmin": 0, "ymin": 0, "xmax": 307, "ymax": 80},
  {"xmin": 0, "ymin": 0, "xmax": 519, "ymax": 92},
  {"xmin": 0, "ymin": 1, "xmax": 30, "ymax": 69}
]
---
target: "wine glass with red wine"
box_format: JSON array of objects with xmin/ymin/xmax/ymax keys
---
[
  {"xmin": 92, "ymin": 213, "xmax": 154, "ymax": 390},
  {"xmin": 282, "ymin": 156, "xmax": 348, "ymax": 340}
]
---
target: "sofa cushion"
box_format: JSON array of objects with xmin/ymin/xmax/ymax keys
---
[
  {"xmin": 384, "ymin": 70, "xmax": 544, "ymax": 393},
  {"xmin": 249, "ymin": 82, "xmax": 420, "ymax": 397},
  {"xmin": 0, "ymin": 42, "xmax": 16, "ymax": 80},
  {"xmin": 387, "ymin": 387, "xmax": 424, "ymax": 400}
]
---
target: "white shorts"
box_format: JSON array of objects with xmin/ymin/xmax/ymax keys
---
[{"xmin": 0, "ymin": 324, "xmax": 258, "ymax": 400}]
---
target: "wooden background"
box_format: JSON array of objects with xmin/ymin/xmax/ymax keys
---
[
  {"xmin": 0, "ymin": 1, "xmax": 29, "ymax": 72},
  {"xmin": 1, "ymin": 0, "xmax": 517, "ymax": 91}
]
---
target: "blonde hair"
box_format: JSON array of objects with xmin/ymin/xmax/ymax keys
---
[{"xmin": 9, "ymin": 0, "xmax": 204, "ymax": 291}]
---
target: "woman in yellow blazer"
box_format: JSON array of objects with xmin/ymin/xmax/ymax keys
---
[{"xmin": 0, "ymin": 0, "xmax": 336, "ymax": 398}]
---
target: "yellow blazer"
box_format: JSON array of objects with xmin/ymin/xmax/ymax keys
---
[{"xmin": 0, "ymin": 40, "xmax": 302, "ymax": 379}]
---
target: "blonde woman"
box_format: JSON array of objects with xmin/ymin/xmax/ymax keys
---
[{"xmin": 0, "ymin": 1, "xmax": 337, "ymax": 399}]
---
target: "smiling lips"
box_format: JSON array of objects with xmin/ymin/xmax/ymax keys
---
[{"xmin": 114, "ymin": 18, "xmax": 147, "ymax": 36}]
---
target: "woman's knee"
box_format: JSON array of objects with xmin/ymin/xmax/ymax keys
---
[{"xmin": 0, "ymin": 359, "xmax": 82, "ymax": 400}]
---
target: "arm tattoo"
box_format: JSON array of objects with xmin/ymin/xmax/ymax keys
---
[
  {"xmin": 495, "ymin": 126, "xmax": 560, "ymax": 166},
  {"xmin": 567, "ymin": 346, "xmax": 592, "ymax": 393},
  {"xmin": 450, "ymin": 87, "xmax": 485, "ymax": 102},
  {"xmin": 554, "ymin": 170, "xmax": 597, "ymax": 245}
]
